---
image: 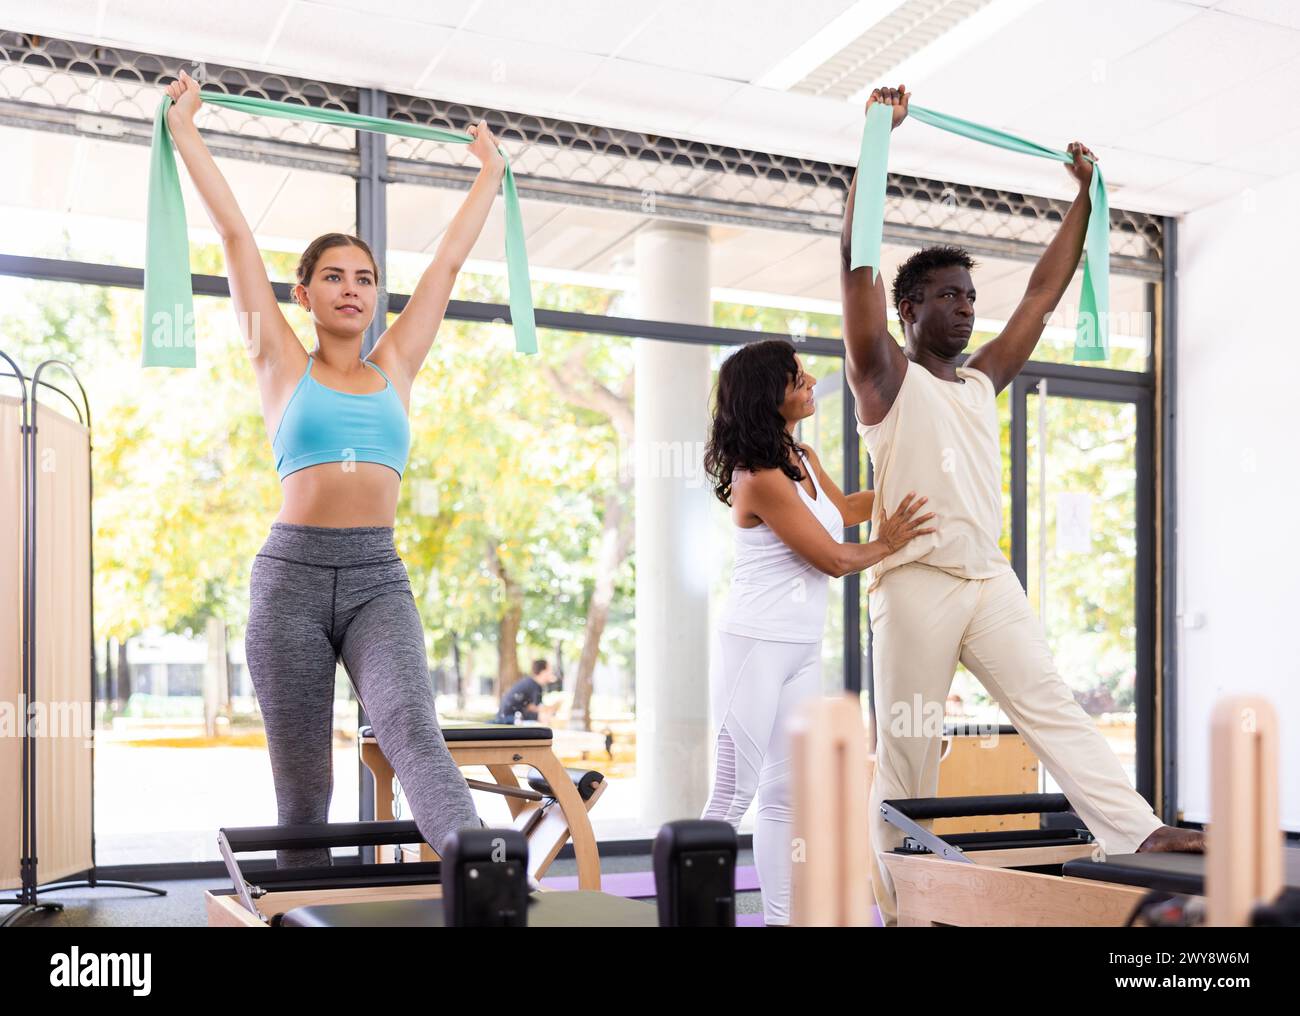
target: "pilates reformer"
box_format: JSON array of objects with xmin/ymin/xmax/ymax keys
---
[
  {"xmin": 879, "ymin": 696, "xmax": 1298, "ymax": 927},
  {"xmin": 205, "ymin": 819, "xmax": 737, "ymax": 928},
  {"xmin": 785, "ymin": 694, "xmax": 1297, "ymax": 927},
  {"xmin": 881, "ymin": 793, "xmax": 1100, "ymax": 866},
  {"xmin": 357, "ymin": 724, "xmax": 605, "ymax": 890}
]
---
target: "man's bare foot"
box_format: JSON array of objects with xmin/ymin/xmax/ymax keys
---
[{"xmin": 1137, "ymin": 825, "xmax": 1205, "ymax": 853}]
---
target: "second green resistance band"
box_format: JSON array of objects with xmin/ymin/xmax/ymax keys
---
[{"xmin": 850, "ymin": 102, "xmax": 1109, "ymax": 361}]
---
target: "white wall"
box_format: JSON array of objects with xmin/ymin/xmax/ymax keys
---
[{"xmin": 1177, "ymin": 172, "xmax": 1300, "ymax": 829}]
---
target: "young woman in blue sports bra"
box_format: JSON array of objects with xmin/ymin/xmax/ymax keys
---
[{"xmin": 163, "ymin": 70, "xmax": 489, "ymax": 865}]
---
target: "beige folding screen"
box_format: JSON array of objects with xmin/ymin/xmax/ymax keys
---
[
  {"xmin": 1, "ymin": 392, "xmax": 94, "ymax": 888},
  {"xmin": 1, "ymin": 394, "xmax": 22, "ymax": 888}
]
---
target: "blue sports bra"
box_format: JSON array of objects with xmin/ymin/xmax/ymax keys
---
[{"xmin": 271, "ymin": 357, "xmax": 410, "ymax": 480}]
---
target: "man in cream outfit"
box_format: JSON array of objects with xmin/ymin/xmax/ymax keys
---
[{"xmin": 841, "ymin": 86, "xmax": 1203, "ymax": 926}]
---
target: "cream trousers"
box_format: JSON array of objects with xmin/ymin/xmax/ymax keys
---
[{"xmin": 868, "ymin": 563, "xmax": 1162, "ymax": 926}]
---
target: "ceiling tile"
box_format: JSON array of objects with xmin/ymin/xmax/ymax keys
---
[
  {"xmin": 414, "ymin": 32, "xmax": 606, "ymax": 115},
  {"xmin": 100, "ymin": 0, "xmax": 291, "ymax": 59},
  {"xmin": 1216, "ymin": 120, "xmax": 1300, "ymax": 174},
  {"xmin": 1133, "ymin": 53, "xmax": 1300, "ymax": 165},
  {"xmin": 461, "ymin": 0, "xmax": 663, "ymax": 55},
  {"xmin": 1148, "ymin": 162, "xmax": 1272, "ymax": 213},
  {"xmin": 304, "ymin": 0, "xmax": 474, "ymax": 27},
  {"xmin": 617, "ymin": 0, "xmax": 855, "ymax": 82},
  {"xmin": 567, "ymin": 58, "xmax": 744, "ymax": 136},
  {"xmin": 266, "ymin": 7, "xmax": 454, "ymax": 88},
  {"xmin": 1020, "ymin": 8, "xmax": 1300, "ymax": 151},
  {"xmin": 1213, "ymin": 0, "xmax": 1300, "ymax": 30}
]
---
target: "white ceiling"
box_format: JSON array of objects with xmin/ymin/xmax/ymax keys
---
[{"xmin": 4, "ymin": 0, "xmax": 1298, "ymax": 217}]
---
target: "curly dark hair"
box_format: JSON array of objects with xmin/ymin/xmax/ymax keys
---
[
  {"xmin": 891, "ymin": 244, "xmax": 977, "ymax": 321},
  {"xmin": 704, "ymin": 339, "xmax": 806, "ymax": 506}
]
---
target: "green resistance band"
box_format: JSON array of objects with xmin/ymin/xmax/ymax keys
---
[
  {"xmin": 850, "ymin": 102, "xmax": 1109, "ymax": 361},
  {"xmin": 143, "ymin": 92, "xmax": 537, "ymax": 367}
]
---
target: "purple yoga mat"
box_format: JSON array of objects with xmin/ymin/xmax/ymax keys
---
[{"xmin": 540, "ymin": 866, "xmax": 882, "ymax": 926}]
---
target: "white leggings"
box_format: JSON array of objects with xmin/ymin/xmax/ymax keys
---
[{"xmin": 701, "ymin": 631, "xmax": 823, "ymax": 926}]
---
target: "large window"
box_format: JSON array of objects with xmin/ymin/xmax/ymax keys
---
[
  {"xmin": 1021, "ymin": 374, "xmax": 1152, "ymax": 793},
  {"xmin": 0, "ymin": 53, "xmax": 1165, "ymax": 868}
]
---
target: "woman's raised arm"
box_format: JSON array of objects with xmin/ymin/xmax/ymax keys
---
[
  {"xmin": 163, "ymin": 70, "xmax": 297, "ymax": 367},
  {"xmin": 370, "ymin": 119, "xmax": 507, "ymax": 385}
]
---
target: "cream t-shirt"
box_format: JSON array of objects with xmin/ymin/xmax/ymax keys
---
[{"xmin": 857, "ymin": 359, "xmax": 1012, "ymax": 592}]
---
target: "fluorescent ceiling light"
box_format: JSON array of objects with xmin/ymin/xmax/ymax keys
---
[
  {"xmin": 755, "ymin": 0, "xmax": 909, "ymax": 90},
  {"xmin": 846, "ymin": 0, "xmax": 1045, "ymax": 102}
]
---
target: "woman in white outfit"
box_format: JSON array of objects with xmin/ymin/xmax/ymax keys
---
[{"xmin": 701, "ymin": 339, "xmax": 936, "ymax": 926}]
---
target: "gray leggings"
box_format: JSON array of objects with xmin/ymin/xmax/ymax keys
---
[{"xmin": 245, "ymin": 523, "xmax": 478, "ymax": 867}]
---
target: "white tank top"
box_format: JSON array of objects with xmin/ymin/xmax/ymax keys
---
[
  {"xmin": 856, "ymin": 360, "xmax": 1012, "ymax": 593},
  {"xmin": 717, "ymin": 448, "xmax": 846, "ymax": 643}
]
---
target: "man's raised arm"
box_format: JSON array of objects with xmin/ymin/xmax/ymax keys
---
[
  {"xmin": 968, "ymin": 142, "xmax": 1098, "ymax": 394},
  {"xmin": 842, "ymin": 85, "xmax": 909, "ymax": 426}
]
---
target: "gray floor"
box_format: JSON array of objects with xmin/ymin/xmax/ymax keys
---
[{"xmin": 4, "ymin": 849, "xmax": 762, "ymax": 927}]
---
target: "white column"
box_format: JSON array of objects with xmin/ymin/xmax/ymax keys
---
[{"xmin": 634, "ymin": 222, "xmax": 713, "ymax": 826}]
